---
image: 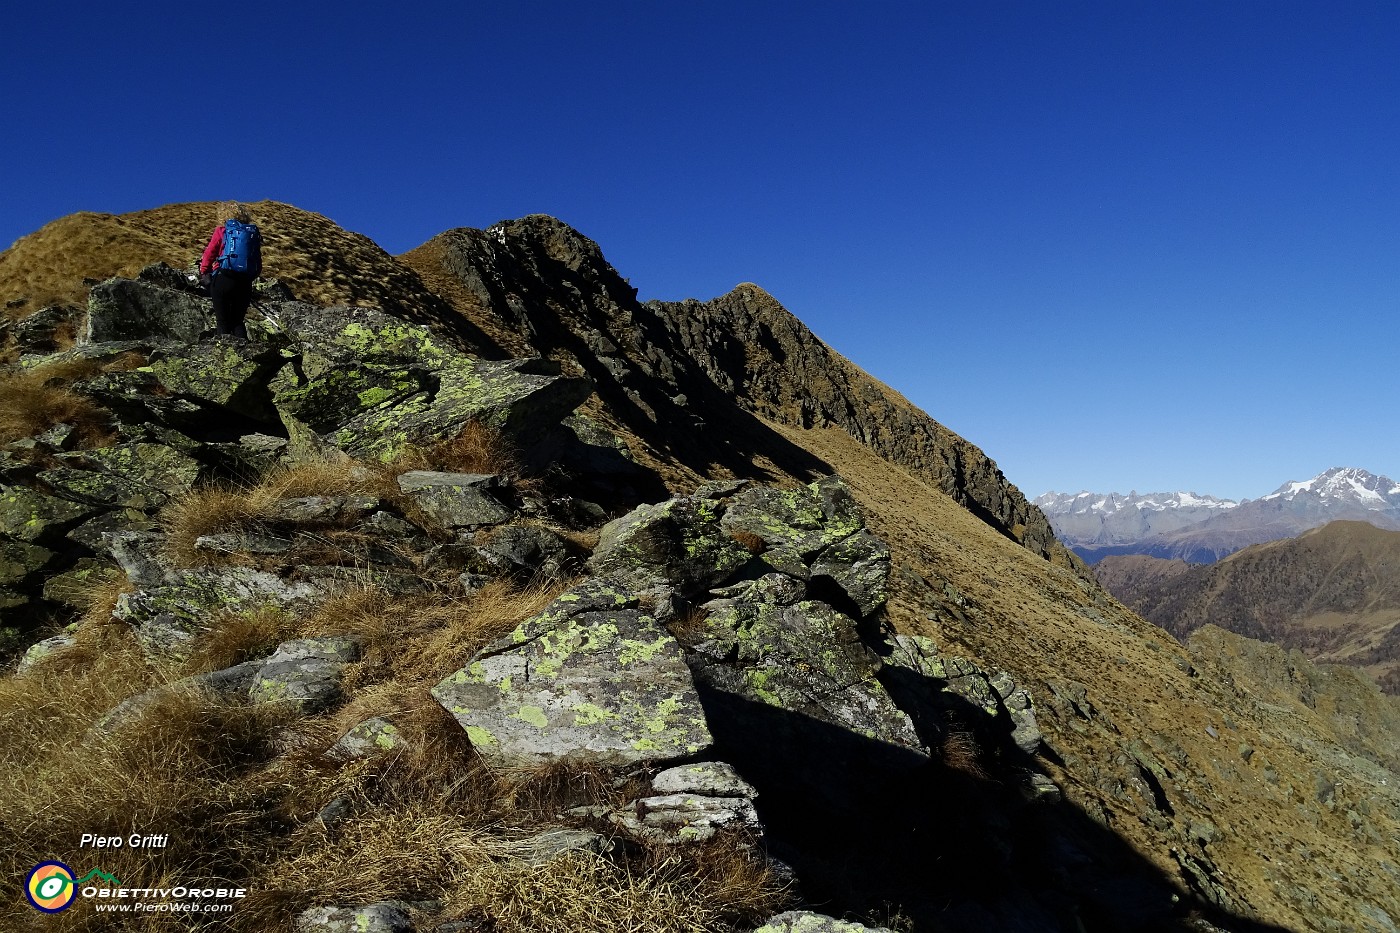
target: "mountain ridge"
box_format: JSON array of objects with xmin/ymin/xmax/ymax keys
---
[
  {"xmin": 2, "ymin": 200, "xmax": 1398, "ymax": 931},
  {"xmin": 1039, "ymin": 466, "xmax": 1400, "ymax": 564}
]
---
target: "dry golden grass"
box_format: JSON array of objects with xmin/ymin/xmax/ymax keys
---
[
  {"xmin": 938, "ymin": 730, "xmax": 987, "ymax": 779},
  {"xmin": 666, "ymin": 607, "xmax": 712, "ymax": 649},
  {"xmin": 387, "ymin": 419, "xmax": 519, "ymax": 477},
  {"xmin": 494, "ymin": 758, "xmax": 634, "ymax": 819},
  {"xmin": 435, "ymin": 841, "xmax": 785, "ymax": 933},
  {"xmin": 0, "ymin": 680, "xmax": 291, "ymax": 932},
  {"xmin": 0, "ymin": 509, "xmax": 778, "ymax": 932},
  {"xmin": 305, "ymin": 578, "xmax": 565, "ymax": 690},
  {"xmin": 728, "ymin": 529, "xmax": 767, "ymax": 555},
  {"xmin": 0, "ymin": 202, "xmax": 461, "ymax": 325},
  {"xmin": 0, "ymin": 365, "xmax": 117, "ymax": 448},
  {"xmin": 160, "ymin": 458, "xmax": 375, "ymax": 566},
  {"xmin": 179, "ymin": 606, "xmax": 300, "ymax": 677}
]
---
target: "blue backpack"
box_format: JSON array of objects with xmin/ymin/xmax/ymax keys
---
[{"xmin": 218, "ymin": 219, "xmax": 262, "ymax": 276}]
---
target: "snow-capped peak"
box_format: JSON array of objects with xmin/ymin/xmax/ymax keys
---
[
  {"xmin": 1034, "ymin": 490, "xmax": 1238, "ymax": 515},
  {"xmin": 1259, "ymin": 467, "xmax": 1400, "ymax": 508}
]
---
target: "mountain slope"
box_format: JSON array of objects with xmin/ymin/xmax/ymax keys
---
[
  {"xmin": 399, "ymin": 215, "xmax": 1400, "ymax": 931},
  {"xmin": 3, "ymin": 203, "xmax": 1398, "ymax": 931},
  {"xmin": 399, "ymin": 217, "xmax": 1076, "ymax": 570},
  {"xmin": 0, "ymin": 201, "xmax": 498, "ymax": 355},
  {"xmin": 1098, "ymin": 520, "xmax": 1400, "ymax": 692}
]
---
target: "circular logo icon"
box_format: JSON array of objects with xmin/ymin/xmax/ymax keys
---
[{"xmin": 26, "ymin": 861, "xmax": 77, "ymax": 913}]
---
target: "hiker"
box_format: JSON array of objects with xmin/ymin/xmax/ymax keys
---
[{"xmin": 199, "ymin": 201, "xmax": 262, "ymax": 338}]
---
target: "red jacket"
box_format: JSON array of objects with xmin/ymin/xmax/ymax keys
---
[{"xmin": 199, "ymin": 224, "xmax": 227, "ymax": 276}]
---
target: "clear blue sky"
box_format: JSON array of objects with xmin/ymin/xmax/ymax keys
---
[{"xmin": 4, "ymin": 2, "xmax": 1397, "ymax": 501}]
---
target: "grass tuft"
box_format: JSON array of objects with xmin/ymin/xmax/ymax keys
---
[
  {"xmin": 0, "ymin": 365, "xmax": 117, "ymax": 448},
  {"xmin": 728, "ymin": 529, "xmax": 767, "ymax": 555},
  {"xmin": 387, "ymin": 420, "xmax": 519, "ymax": 477},
  {"xmin": 304, "ymin": 578, "xmax": 566, "ymax": 690},
  {"xmin": 938, "ymin": 729, "xmax": 987, "ymax": 779},
  {"xmin": 160, "ymin": 458, "xmax": 377, "ymax": 566}
]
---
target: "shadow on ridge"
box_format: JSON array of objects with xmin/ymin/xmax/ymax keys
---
[{"xmin": 451, "ymin": 238, "xmax": 839, "ymax": 488}]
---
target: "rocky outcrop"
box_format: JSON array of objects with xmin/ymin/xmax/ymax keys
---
[
  {"xmin": 0, "ymin": 274, "xmax": 597, "ymax": 636},
  {"xmin": 8, "ymin": 206, "xmax": 1395, "ymax": 933},
  {"xmin": 402, "ymin": 217, "xmax": 1076, "ymax": 570},
  {"xmin": 432, "ymin": 577, "xmax": 713, "ymax": 768},
  {"xmin": 754, "ymin": 914, "xmax": 897, "ymax": 933},
  {"xmin": 653, "ymin": 284, "xmax": 1070, "ymax": 564}
]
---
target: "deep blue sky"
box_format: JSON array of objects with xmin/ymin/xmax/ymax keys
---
[{"xmin": 5, "ymin": 2, "xmax": 1397, "ymax": 500}]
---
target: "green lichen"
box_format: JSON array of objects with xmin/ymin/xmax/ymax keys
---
[
  {"xmin": 252, "ymin": 677, "xmax": 288, "ymax": 701},
  {"xmin": 745, "ymin": 667, "xmax": 784, "ymax": 707},
  {"xmin": 465, "ymin": 726, "xmax": 497, "ymax": 747},
  {"xmin": 571, "ymin": 703, "xmax": 617, "ymax": 726},
  {"xmin": 646, "ymin": 695, "xmax": 683, "ymax": 734},
  {"xmin": 373, "ymin": 724, "xmax": 401, "ymax": 750},
  {"xmin": 618, "ymin": 635, "xmax": 671, "ymax": 666},
  {"xmin": 515, "ymin": 705, "xmax": 548, "ymax": 729}
]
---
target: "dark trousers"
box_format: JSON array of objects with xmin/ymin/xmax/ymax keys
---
[{"xmin": 211, "ymin": 270, "xmax": 253, "ymax": 338}]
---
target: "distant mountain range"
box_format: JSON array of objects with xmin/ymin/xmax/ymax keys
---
[
  {"xmin": 1095, "ymin": 520, "xmax": 1400, "ymax": 694},
  {"xmin": 1036, "ymin": 467, "xmax": 1400, "ymax": 564}
]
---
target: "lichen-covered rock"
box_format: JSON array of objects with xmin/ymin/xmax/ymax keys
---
[
  {"xmin": 328, "ymin": 357, "xmax": 592, "ymax": 462},
  {"xmin": 550, "ymin": 413, "xmax": 646, "ymax": 476},
  {"xmin": 41, "ymin": 558, "xmax": 122, "ymax": 607},
  {"xmin": 98, "ymin": 530, "xmax": 178, "ymax": 588},
  {"xmin": 147, "ymin": 340, "xmax": 291, "ymax": 421},
  {"xmin": 396, "ymin": 472, "xmax": 514, "ymax": 530},
  {"xmin": 0, "ymin": 537, "xmax": 55, "ymax": 586},
  {"xmin": 513, "ymin": 828, "xmax": 615, "ymax": 864},
  {"xmin": 69, "ymin": 369, "xmax": 175, "ymax": 425},
  {"xmin": 882, "ymin": 634, "xmax": 1043, "ymax": 755},
  {"xmin": 65, "ymin": 509, "xmax": 158, "ymax": 552},
  {"xmin": 607, "ymin": 791, "xmax": 761, "ymax": 844},
  {"xmin": 328, "ymin": 716, "xmax": 406, "ymax": 760},
  {"xmin": 264, "ymin": 494, "xmax": 380, "ymax": 525},
  {"xmin": 195, "ymin": 531, "xmax": 293, "ymax": 555},
  {"xmin": 272, "ymin": 361, "xmax": 436, "ymax": 433},
  {"xmin": 295, "ymin": 902, "xmax": 414, "ymax": 933},
  {"xmin": 85, "ymin": 277, "xmax": 212, "ymax": 343},
  {"xmin": 691, "ymin": 574, "xmax": 921, "ymax": 754},
  {"xmin": 475, "ymin": 524, "xmax": 572, "ymax": 581},
  {"xmin": 16, "ymin": 632, "xmax": 77, "ymax": 674},
  {"xmin": 652, "ymin": 760, "xmax": 758, "ymax": 798},
  {"xmin": 114, "ymin": 567, "xmax": 322, "ymax": 659},
  {"xmin": 809, "ymin": 528, "xmax": 890, "ymax": 616},
  {"xmin": 35, "ymin": 467, "xmax": 170, "ymax": 510},
  {"xmin": 261, "ymin": 304, "xmax": 591, "ymax": 460},
  {"xmin": 0, "ymin": 587, "xmax": 28, "ymax": 614},
  {"xmin": 233, "ymin": 433, "xmax": 290, "ymax": 473},
  {"xmin": 753, "ymin": 912, "xmax": 897, "ymax": 933},
  {"xmin": 11, "ymin": 304, "xmax": 82, "ymax": 354},
  {"xmin": 0, "ymin": 485, "xmax": 99, "ymax": 543},
  {"xmin": 989, "ymin": 670, "xmax": 1043, "ymax": 755},
  {"xmin": 432, "ymin": 578, "xmax": 712, "ymax": 767},
  {"xmin": 720, "ymin": 475, "xmax": 865, "ymax": 559},
  {"xmin": 249, "ymin": 636, "xmax": 360, "ymax": 711},
  {"xmin": 586, "ymin": 494, "xmax": 749, "ymax": 595},
  {"xmin": 272, "ymin": 302, "xmax": 456, "ymax": 370}
]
